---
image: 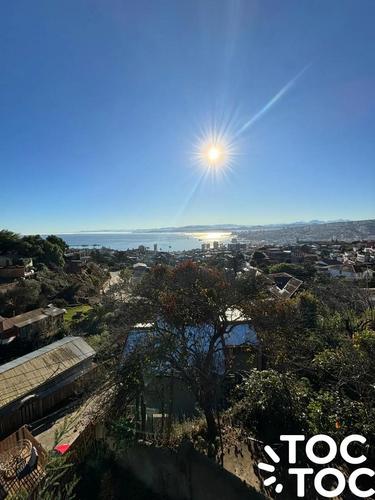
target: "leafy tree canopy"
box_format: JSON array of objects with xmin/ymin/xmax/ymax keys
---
[{"xmin": 0, "ymin": 229, "xmax": 66, "ymax": 268}]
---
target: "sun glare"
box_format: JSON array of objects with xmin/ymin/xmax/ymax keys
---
[
  {"xmin": 201, "ymin": 140, "xmax": 227, "ymax": 169},
  {"xmin": 207, "ymin": 145, "xmax": 221, "ymax": 164},
  {"xmin": 193, "ymin": 127, "xmax": 236, "ymax": 177}
]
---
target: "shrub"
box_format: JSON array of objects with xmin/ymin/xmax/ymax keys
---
[{"xmin": 231, "ymin": 369, "xmax": 310, "ymax": 442}]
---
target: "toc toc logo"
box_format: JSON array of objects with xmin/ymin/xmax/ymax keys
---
[{"xmin": 258, "ymin": 434, "xmax": 375, "ymax": 498}]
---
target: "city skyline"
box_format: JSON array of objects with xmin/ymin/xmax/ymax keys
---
[{"xmin": 1, "ymin": 0, "xmax": 374, "ymax": 234}]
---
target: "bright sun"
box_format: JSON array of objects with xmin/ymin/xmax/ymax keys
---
[
  {"xmin": 193, "ymin": 126, "xmax": 236, "ymax": 175},
  {"xmin": 207, "ymin": 145, "xmax": 221, "ymax": 163}
]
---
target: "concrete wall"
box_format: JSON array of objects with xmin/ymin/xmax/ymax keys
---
[{"xmin": 118, "ymin": 441, "xmax": 265, "ymax": 500}]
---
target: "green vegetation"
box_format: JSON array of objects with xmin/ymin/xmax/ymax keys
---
[
  {"xmin": 2, "ymin": 228, "xmax": 374, "ymax": 495},
  {"xmin": 103, "ymin": 261, "xmax": 266, "ymax": 455},
  {"xmin": 267, "ymin": 262, "xmax": 316, "ymax": 281},
  {"xmin": 91, "ymin": 259, "xmax": 375, "ymax": 473},
  {"xmin": 230, "ymin": 325, "xmax": 375, "ymax": 445},
  {"xmin": 230, "ymin": 286, "xmax": 375, "ymax": 448},
  {"xmin": 0, "ymin": 265, "xmax": 108, "ymax": 317},
  {"xmin": 64, "ymin": 304, "xmax": 92, "ymax": 324},
  {"xmin": 0, "ymin": 229, "xmax": 67, "ymax": 268},
  {"xmin": 231, "ymin": 370, "xmax": 309, "ymax": 442}
]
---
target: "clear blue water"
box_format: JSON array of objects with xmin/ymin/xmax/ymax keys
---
[{"xmin": 56, "ymin": 232, "xmax": 210, "ymax": 252}]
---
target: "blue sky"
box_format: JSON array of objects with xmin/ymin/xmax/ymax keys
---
[{"xmin": 0, "ymin": 0, "xmax": 374, "ymax": 233}]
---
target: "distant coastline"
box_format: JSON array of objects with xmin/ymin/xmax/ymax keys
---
[
  {"xmin": 76, "ymin": 218, "xmax": 367, "ymax": 234},
  {"xmin": 54, "ymin": 218, "xmax": 375, "ymax": 250}
]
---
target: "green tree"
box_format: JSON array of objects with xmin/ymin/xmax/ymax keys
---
[
  {"xmin": 5, "ymin": 279, "xmax": 42, "ymax": 314},
  {"xmin": 106, "ymin": 261, "xmax": 263, "ymax": 451},
  {"xmin": 231, "ymin": 370, "xmax": 309, "ymax": 442},
  {"xmin": 307, "ymin": 390, "xmax": 375, "ymax": 445},
  {"xmin": 313, "ymin": 330, "xmax": 375, "ymax": 402},
  {"xmin": 268, "ymin": 262, "xmax": 316, "ymax": 281},
  {"xmin": 43, "ymin": 241, "xmax": 65, "ymax": 267},
  {"xmin": 0, "ymin": 229, "xmax": 21, "ymax": 253},
  {"xmin": 245, "ymin": 292, "xmax": 322, "ymax": 373},
  {"xmin": 46, "ymin": 234, "xmax": 68, "ymax": 253}
]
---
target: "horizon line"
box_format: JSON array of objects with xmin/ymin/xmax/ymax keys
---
[{"xmin": 8, "ymin": 216, "xmax": 374, "ymax": 236}]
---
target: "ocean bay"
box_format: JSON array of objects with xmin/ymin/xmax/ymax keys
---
[{"xmin": 56, "ymin": 231, "xmax": 232, "ymax": 252}]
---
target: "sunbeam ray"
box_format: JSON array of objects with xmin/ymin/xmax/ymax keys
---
[
  {"xmin": 173, "ymin": 168, "xmax": 210, "ymax": 224},
  {"xmin": 235, "ymin": 63, "xmax": 312, "ymax": 138}
]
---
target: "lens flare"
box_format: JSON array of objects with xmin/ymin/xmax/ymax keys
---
[
  {"xmin": 235, "ymin": 63, "xmax": 312, "ymax": 138},
  {"xmin": 193, "ymin": 125, "xmax": 237, "ymax": 178}
]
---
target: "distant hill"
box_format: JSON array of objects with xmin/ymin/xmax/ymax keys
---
[
  {"xmin": 230, "ymin": 219, "xmax": 375, "ymax": 244},
  {"xmin": 77, "ymin": 218, "xmax": 374, "ymax": 243},
  {"xmin": 130, "ymin": 218, "xmax": 371, "ymax": 235}
]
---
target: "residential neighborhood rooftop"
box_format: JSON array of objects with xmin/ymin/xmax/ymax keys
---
[
  {"xmin": 0, "ymin": 306, "xmax": 66, "ymax": 333},
  {"xmin": 268, "ymin": 272, "xmax": 303, "ymax": 299},
  {"xmin": 0, "ymin": 336, "xmax": 95, "ymax": 410}
]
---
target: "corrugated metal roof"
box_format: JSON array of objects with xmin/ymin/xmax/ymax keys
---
[
  {"xmin": 0, "ymin": 306, "xmax": 65, "ymax": 332},
  {"xmin": 0, "ymin": 337, "xmax": 95, "ymax": 410}
]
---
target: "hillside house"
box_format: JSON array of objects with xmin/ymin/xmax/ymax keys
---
[
  {"xmin": 0, "ymin": 256, "xmax": 33, "ymax": 269},
  {"xmin": 124, "ymin": 308, "xmax": 258, "ymax": 419},
  {"xmin": 265, "ymin": 248, "xmax": 292, "ymax": 264},
  {"xmin": 0, "ymin": 256, "xmax": 34, "ymax": 283},
  {"xmin": 268, "ymin": 272, "xmax": 303, "ymax": 299},
  {"xmin": 324, "ymin": 264, "xmax": 373, "ymax": 281},
  {"xmin": 0, "ymin": 266, "xmax": 34, "ymax": 281},
  {"xmin": 64, "ymin": 252, "xmax": 89, "ymax": 274},
  {"xmin": 0, "ymin": 337, "xmax": 95, "ymax": 437},
  {"xmin": 132, "ymin": 262, "xmax": 149, "ymax": 282},
  {"xmin": 0, "ymin": 305, "xmax": 65, "ymax": 345}
]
